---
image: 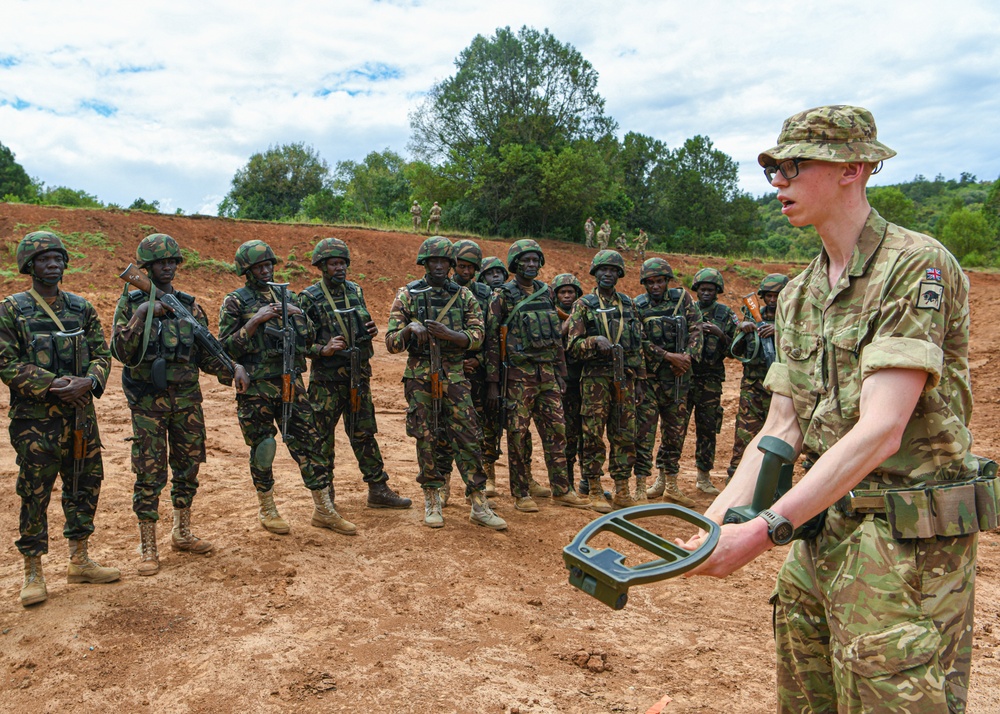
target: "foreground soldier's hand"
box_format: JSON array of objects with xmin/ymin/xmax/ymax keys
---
[
  {"xmin": 49, "ymin": 375, "xmax": 93, "ymax": 405},
  {"xmin": 234, "ymin": 364, "xmax": 250, "ymax": 393},
  {"xmin": 320, "ymin": 335, "xmax": 348, "ymax": 356}
]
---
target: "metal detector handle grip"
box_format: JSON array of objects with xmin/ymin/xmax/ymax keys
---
[{"xmin": 563, "ymin": 504, "xmax": 720, "ymax": 610}]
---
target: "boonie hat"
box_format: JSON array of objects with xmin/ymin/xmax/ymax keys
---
[{"xmin": 758, "ymin": 105, "xmax": 896, "ymax": 166}]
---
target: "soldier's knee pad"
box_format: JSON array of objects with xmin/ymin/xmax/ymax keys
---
[{"xmin": 252, "ymin": 437, "xmax": 277, "ymax": 470}]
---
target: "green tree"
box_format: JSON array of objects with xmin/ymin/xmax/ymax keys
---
[
  {"xmin": 1, "ymin": 141, "xmax": 32, "ymax": 200},
  {"xmin": 219, "ymin": 142, "xmax": 329, "ymax": 221},
  {"xmin": 617, "ymin": 132, "xmax": 670, "ymax": 233},
  {"xmin": 332, "ymin": 149, "xmax": 411, "ymax": 221},
  {"xmin": 940, "ymin": 207, "xmax": 996, "ymax": 265},
  {"xmin": 38, "ymin": 186, "xmax": 103, "ymax": 208},
  {"xmin": 868, "ymin": 186, "xmax": 916, "ymax": 226},
  {"xmin": 129, "ymin": 197, "xmax": 160, "ymax": 212}
]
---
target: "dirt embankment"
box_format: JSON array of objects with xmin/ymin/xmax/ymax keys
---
[{"xmin": 0, "ymin": 203, "xmax": 998, "ymax": 713}]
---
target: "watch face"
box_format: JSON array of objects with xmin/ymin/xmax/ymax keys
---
[{"xmin": 773, "ymin": 521, "xmax": 794, "ymax": 544}]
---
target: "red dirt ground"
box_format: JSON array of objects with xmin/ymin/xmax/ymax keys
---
[{"xmin": 0, "ymin": 204, "xmax": 997, "ymax": 713}]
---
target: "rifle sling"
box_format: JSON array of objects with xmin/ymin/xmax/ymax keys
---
[
  {"xmin": 320, "ymin": 279, "xmax": 352, "ymax": 342},
  {"xmin": 596, "ymin": 293, "xmax": 625, "ymax": 346}
]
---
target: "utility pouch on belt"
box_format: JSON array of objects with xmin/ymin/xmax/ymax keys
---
[
  {"xmin": 151, "ymin": 357, "xmax": 168, "ymax": 391},
  {"xmin": 840, "ymin": 457, "xmax": 998, "ymax": 539}
]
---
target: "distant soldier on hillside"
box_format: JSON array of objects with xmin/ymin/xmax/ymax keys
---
[
  {"xmin": 615, "ymin": 233, "xmax": 630, "ymax": 253},
  {"xmin": 635, "ymin": 229, "xmax": 648, "ymax": 262},
  {"xmin": 596, "ymin": 220, "xmax": 611, "ymax": 250},
  {"xmin": 584, "ymin": 217, "xmax": 596, "ymax": 248},
  {"xmin": 427, "ymin": 202, "xmax": 442, "ymax": 233},
  {"xmin": 410, "ymin": 201, "xmax": 422, "ymax": 232}
]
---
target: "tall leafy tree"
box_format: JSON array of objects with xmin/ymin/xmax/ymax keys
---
[
  {"xmin": 332, "ymin": 149, "xmax": 411, "ymax": 220},
  {"xmin": 219, "ymin": 142, "xmax": 328, "ymax": 221},
  {"xmin": 1, "ymin": 141, "xmax": 32, "ymax": 199}
]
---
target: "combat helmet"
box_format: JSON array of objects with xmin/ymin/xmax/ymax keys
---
[
  {"xmin": 550, "ymin": 273, "xmax": 583, "ymax": 298},
  {"xmin": 136, "ymin": 233, "xmax": 183, "ymax": 269},
  {"xmin": 16, "ymin": 231, "xmax": 69, "ymax": 274},
  {"xmin": 452, "ymin": 239, "xmax": 483, "ymax": 269},
  {"xmin": 590, "ymin": 249, "xmax": 625, "ymax": 277},
  {"xmin": 311, "ymin": 237, "xmax": 351, "ymax": 266},
  {"xmin": 417, "ymin": 236, "xmax": 455, "ymax": 266},
  {"xmin": 234, "ymin": 240, "xmax": 280, "ymax": 276},
  {"xmin": 758, "ymin": 273, "xmax": 789, "ymax": 295},
  {"xmin": 506, "ymin": 239, "xmax": 545, "ymax": 271},
  {"xmin": 692, "ymin": 267, "xmax": 724, "ymax": 294},
  {"xmin": 479, "ymin": 256, "xmax": 508, "ymax": 281},
  {"xmin": 640, "ymin": 257, "xmax": 674, "ymax": 283}
]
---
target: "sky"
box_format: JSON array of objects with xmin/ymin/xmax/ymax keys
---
[{"xmin": 2, "ymin": 0, "xmax": 999, "ymax": 216}]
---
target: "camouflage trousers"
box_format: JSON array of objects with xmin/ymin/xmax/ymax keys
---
[
  {"xmin": 236, "ymin": 388, "xmax": 330, "ymax": 493},
  {"xmin": 10, "ymin": 415, "xmax": 104, "ymax": 556},
  {"xmin": 404, "ymin": 378, "xmax": 486, "ymax": 494},
  {"xmin": 727, "ymin": 377, "xmax": 771, "ymax": 478},
  {"xmin": 435, "ymin": 374, "xmax": 501, "ymax": 479},
  {"xmin": 309, "ymin": 378, "xmax": 387, "ymax": 483},
  {"xmin": 580, "ymin": 376, "xmax": 636, "ymax": 483},
  {"xmin": 563, "ymin": 378, "xmax": 583, "ymax": 482},
  {"xmin": 635, "ymin": 377, "xmax": 689, "ymax": 477},
  {"xmin": 774, "ymin": 508, "xmax": 976, "ymax": 713},
  {"xmin": 504, "ymin": 372, "xmax": 572, "ymax": 498},
  {"xmin": 130, "ymin": 405, "xmax": 206, "ymax": 521},
  {"xmin": 677, "ymin": 376, "xmax": 724, "ymax": 472}
]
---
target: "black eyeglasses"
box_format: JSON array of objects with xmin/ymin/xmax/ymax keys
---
[{"xmin": 763, "ymin": 158, "xmax": 810, "ymax": 183}]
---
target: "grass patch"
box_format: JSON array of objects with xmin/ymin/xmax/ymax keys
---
[{"xmin": 181, "ymin": 248, "xmax": 235, "ymax": 274}]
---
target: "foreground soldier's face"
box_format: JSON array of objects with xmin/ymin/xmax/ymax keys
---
[
  {"xmin": 516, "ymin": 253, "xmax": 541, "ymax": 280},
  {"xmin": 761, "ymin": 290, "xmax": 781, "ymax": 319},
  {"xmin": 149, "ymin": 258, "xmax": 179, "ymax": 287},
  {"xmin": 697, "ymin": 283, "xmax": 718, "ymax": 306},
  {"xmin": 32, "ymin": 250, "xmax": 66, "ymax": 285},
  {"xmin": 250, "ymin": 260, "xmax": 274, "ymax": 283},
  {"xmin": 556, "ymin": 286, "xmax": 578, "ymax": 309},
  {"xmin": 454, "ymin": 260, "xmax": 477, "ymax": 285},
  {"xmin": 644, "ymin": 275, "xmax": 667, "ymax": 299},
  {"xmin": 594, "ymin": 265, "xmax": 619, "ymax": 290},
  {"xmin": 323, "ymin": 257, "xmax": 348, "ymax": 284},
  {"xmin": 481, "ymin": 268, "xmax": 506, "ymax": 287},
  {"xmin": 424, "ymin": 257, "xmax": 451, "ymax": 284}
]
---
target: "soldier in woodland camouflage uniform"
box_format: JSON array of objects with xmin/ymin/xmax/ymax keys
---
[
  {"xmin": 584, "ymin": 217, "xmax": 596, "ymax": 249},
  {"xmin": 634, "ymin": 258, "xmax": 703, "ymax": 506},
  {"xmin": 112, "ymin": 234, "xmax": 250, "ymax": 576},
  {"xmin": 434, "ymin": 239, "xmax": 495, "ymax": 503},
  {"xmin": 476, "ymin": 256, "xmax": 512, "ymax": 486},
  {"xmin": 297, "ymin": 237, "xmax": 411, "ymax": 510},
  {"xmin": 219, "ymin": 240, "xmax": 356, "ymax": 537},
  {"xmin": 410, "ymin": 201, "xmax": 422, "ymax": 232},
  {"xmin": 674, "ymin": 267, "xmax": 737, "ymax": 496},
  {"xmin": 483, "ymin": 241, "xmax": 590, "ymax": 512},
  {"xmin": 0, "ymin": 232, "xmax": 120, "ymax": 606},
  {"xmin": 596, "ymin": 220, "xmax": 611, "ymax": 250},
  {"xmin": 552, "ymin": 273, "xmax": 586, "ymax": 493},
  {"xmin": 683, "ymin": 105, "xmax": 998, "ymax": 713},
  {"xmin": 385, "ymin": 236, "xmax": 506, "ymax": 530},
  {"xmin": 566, "ymin": 250, "xmax": 647, "ymax": 512},
  {"xmin": 727, "ymin": 273, "xmax": 788, "ymax": 481}
]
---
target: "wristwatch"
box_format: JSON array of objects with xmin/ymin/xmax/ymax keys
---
[
  {"xmin": 89, "ymin": 376, "xmax": 99, "ymax": 392},
  {"xmin": 759, "ymin": 509, "xmax": 794, "ymax": 545}
]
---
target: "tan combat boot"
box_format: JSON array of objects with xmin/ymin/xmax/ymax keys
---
[
  {"xmin": 551, "ymin": 489, "xmax": 591, "ymax": 509},
  {"xmin": 612, "ymin": 479, "xmax": 639, "ymax": 510},
  {"xmin": 484, "ymin": 462, "xmax": 498, "ymax": 498},
  {"xmin": 138, "ymin": 520, "xmax": 159, "ymax": 576},
  {"xmin": 67, "ymin": 538, "xmax": 121, "ymax": 584},
  {"xmin": 423, "ymin": 488, "xmax": 444, "ymax": 528},
  {"xmin": 514, "ymin": 496, "xmax": 540, "ymax": 512},
  {"xmin": 663, "ymin": 473, "xmax": 696, "ymax": 508},
  {"xmin": 646, "ymin": 469, "xmax": 667, "ymax": 499},
  {"xmin": 257, "ymin": 488, "xmax": 290, "ymax": 534},
  {"xmin": 528, "ymin": 478, "xmax": 552, "ymax": 499},
  {"xmin": 171, "ymin": 508, "xmax": 213, "ymax": 554},
  {"xmin": 20, "ymin": 555, "xmax": 47, "ymax": 606},
  {"xmin": 634, "ymin": 476, "xmax": 649, "ymax": 502},
  {"xmin": 470, "ymin": 491, "xmax": 508, "ymax": 530},
  {"xmin": 588, "ymin": 478, "xmax": 612, "ymax": 514},
  {"xmin": 311, "ymin": 485, "xmax": 357, "ymax": 535},
  {"xmin": 696, "ymin": 469, "xmax": 720, "ymax": 495}
]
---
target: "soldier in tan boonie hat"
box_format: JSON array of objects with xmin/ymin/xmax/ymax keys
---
[{"xmin": 757, "ymin": 104, "xmax": 896, "ymax": 166}]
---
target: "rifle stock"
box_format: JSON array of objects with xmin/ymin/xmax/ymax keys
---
[{"xmin": 741, "ymin": 292, "xmax": 776, "ymax": 367}]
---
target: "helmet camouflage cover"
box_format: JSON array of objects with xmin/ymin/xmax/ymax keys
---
[
  {"xmin": 506, "ymin": 239, "xmax": 545, "ymax": 271},
  {"xmin": 452, "ymin": 239, "xmax": 483, "ymax": 269},
  {"xmin": 758, "ymin": 273, "xmax": 790, "ymax": 295},
  {"xmin": 640, "ymin": 257, "xmax": 674, "ymax": 283},
  {"xmin": 417, "ymin": 236, "xmax": 455, "ymax": 266},
  {"xmin": 136, "ymin": 233, "xmax": 183, "ymax": 268},
  {"xmin": 311, "ymin": 237, "xmax": 351, "ymax": 266},
  {"xmin": 234, "ymin": 240, "xmax": 280, "ymax": 276},
  {"xmin": 479, "ymin": 256, "xmax": 508, "ymax": 280},
  {"xmin": 692, "ymin": 267, "xmax": 724, "ymax": 293},
  {"xmin": 17, "ymin": 231, "xmax": 69, "ymax": 274},
  {"xmin": 590, "ymin": 249, "xmax": 625, "ymax": 277},
  {"xmin": 550, "ymin": 272, "xmax": 583, "ymax": 297}
]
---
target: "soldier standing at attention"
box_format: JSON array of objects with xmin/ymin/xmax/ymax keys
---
[
  {"xmin": 112, "ymin": 234, "xmax": 250, "ymax": 576},
  {"xmin": 297, "ymin": 238, "xmax": 411, "ymax": 510},
  {"xmin": 434, "ymin": 239, "xmax": 494, "ymax": 504},
  {"xmin": 727, "ymin": 273, "xmax": 788, "ymax": 481},
  {"xmin": 634, "ymin": 229, "xmax": 648, "ymax": 262},
  {"xmin": 551, "ymin": 272, "xmax": 586, "ymax": 494},
  {"xmin": 596, "ymin": 220, "xmax": 611, "ymax": 250},
  {"xmin": 410, "ymin": 200, "xmax": 422, "ymax": 232},
  {"xmin": 476, "ymin": 255, "xmax": 510, "ymax": 494},
  {"xmin": 635, "ymin": 258, "xmax": 703, "ymax": 506},
  {"xmin": 483, "ymin": 241, "xmax": 590, "ymax": 512},
  {"xmin": 427, "ymin": 201, "xmax": 442, "ymax": 233},
  {"xmin": 0, "ymin": 232, "xmax": 120, "ymax": 606},
  {"xmin": 682, "ymin": 105, "xmax": 994, "ymax": 712},
  {"xmin": 674, "ymin": 268, "xmax": 737, "ymax": 496},
  {"xmin": 584, "ymin": 217, "xmax": 596, "ymax": 248},
  {"xmin": 219, "ymin": 240, "xmax": 356, "ymax": 536},
  {"xmin": 385, "ymin": 237, "xmax": 506, "ymax": 530},
  {"xmin": 566, "ymin": 250, "xmax": 646, "ymax": 512}
]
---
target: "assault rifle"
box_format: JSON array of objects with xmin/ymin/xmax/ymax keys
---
[
  {"xmin": 410, "ymin": 285, "xmax": 442, "ymax": 437},
  {"xmin": 498, "ymin": 323, "xmax": 510, "ymax": 434},
  {"xmin": 742, "ymin": 292, "xmax": 776, "ymax": 367},
  {"xmin": 266, "ymin": 282, "xmax": 296, "ymax": 439},
  {"xmin": 55, "ymin": 328, "xmax": 87, "ymax": 494},
  {"xmin": 334, "ymin": 307, "xmax": 362, "ymax": 445},
  {"xmin": 671, "ymin": 314, "xmax": 688, "ymax": 402},
  {"xmin": 118, "ymin": 264, "xmax": 239, "ymax": 379}
]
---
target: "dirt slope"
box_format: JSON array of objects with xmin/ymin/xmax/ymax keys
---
[{"xmin": 0, "ymin": 203, "xmax": 997, "ymax": 713}]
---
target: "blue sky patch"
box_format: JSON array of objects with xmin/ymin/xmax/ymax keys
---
[
  {"xmin": 0, "ymin": 97, "xmax": 31, "ymax": 110},
  {"xmin": 80, "ymin": 100, "xmax": 117, "ymax": 117},
  {"xmin": 314, "ymin": 62, "xmax": 402, "ymax": 97},
  {"xmin": 0, "ymin": 56, "xmax": 19, "ymax": 68}
]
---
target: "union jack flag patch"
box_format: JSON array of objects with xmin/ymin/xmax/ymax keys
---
[{"xmin": 926, "ymin": 268, "xmax": 942, "ymax": 281}]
